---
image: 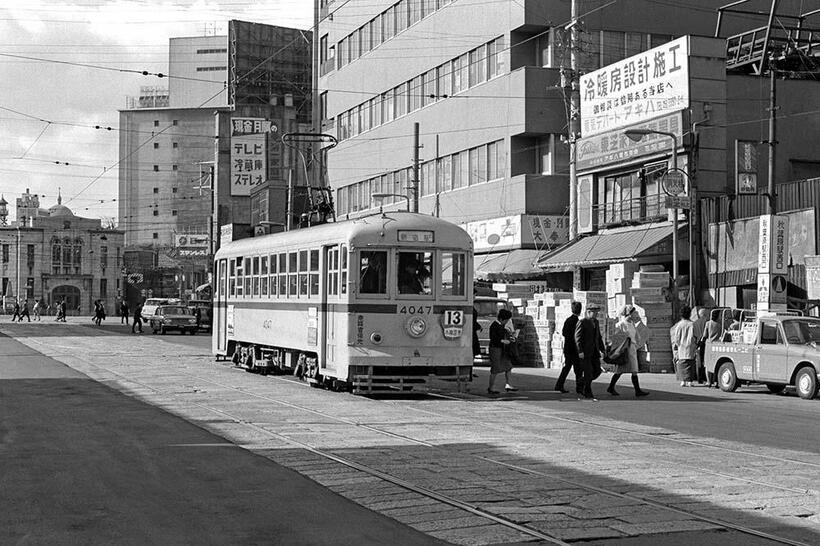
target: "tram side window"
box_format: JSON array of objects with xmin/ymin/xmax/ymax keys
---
[
  {"xmin": 340, "ymin": 245, "xmax": 348, "ymax": 295},
  {"xmin": 270, "ymin": 254, "xmax": 279, "ymax": 297},
  {"xmin": 359, "ymin": 251, "xmax": 387, "ymax": 294},
  {"xmin": 298, "ymin": 250, "xmax": 309, "ymax": 296},
  {"xmin": 327, "ymin": 246, "xmax": 339, "ymax": 296},
  {"xmin": 252, "ymin": 256, "xmax": 260, "ymax": 296},
  {"xmin": 260, "ymin": 256, "xmax": 268, "ymax": 297},
  {"xmin": 279, "ymin": 254, "xmax": 288, "ymax": 297},
  {"xmin": 244, "ymin": 257, "xmax": 251, "ymax": 296},
  {"xmin": 235, "ymin": 257, "xmax": 244, "ymax": 296},
  {"xmin": 288, "ymin": 252, "xmax": 298, "ymax": 297},
  {"xmin": 309, "ymin": 249, "xmax": 320, "ymax": 296},
  {"xmin": 441, "ymin": 252, "xmax": 467, "ymax": 297},
  {"xmin": 229, "ymin": 259, "xmax": 236, "ymax": 296},
  {"xmin": 397, "ymin": 252, "xmax": 433, "ymax": 295}
]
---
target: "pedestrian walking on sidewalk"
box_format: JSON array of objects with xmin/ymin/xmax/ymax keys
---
[
  {"xmin": 33, "ymin": 298, "xmax": 42, "ymax": 321},
  {"xmin": 487, "ymin": 309, "xmax": 517, "ymax": 395},
  {"xmin": 574, "ymin": 303, "xmax": 605, "ymax": 400},
  {"xmin": 19, "ymin": 300, "xmax": 31, "ymax": 322},
  {"xmin": 132, "ymin": 301, "xmax": 143, "ymax": 333},
  {"xmin": 554, "ymin": 301, "xmax": 582, "ymax": 394},
  {"xmin": 692, "ymin": 307, "xmax": 709, "ymax": 384},
  {"xmin": 58, "ymin": 299, "xmax": 67, "ymax": 322},
  {"xmin": 672, "ymin": 304, "xmax": 698, "ymax": 386},
  {"xmin": 606, "ymin": 305, "xmax": 649, "ymax": 397},
  {"xmin": 120, "ymin": 300, "xmax": 130, "ymax": 325},
  {"xmin": 10, "ymin": 299, "xmax": 21, "ymax": 322},
  {"xmin": 701, "ymin": 309, "xmax": 724, "ymax": 387}
]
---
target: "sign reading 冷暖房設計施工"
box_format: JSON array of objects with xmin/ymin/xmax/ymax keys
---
[{"xmin": 580, "ymin": 36, "xmax": 689, "ymax": 138}]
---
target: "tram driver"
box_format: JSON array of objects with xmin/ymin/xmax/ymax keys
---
[{"xmin": 398, "ymin": 253, "xmax": 431, "ymax": 295}]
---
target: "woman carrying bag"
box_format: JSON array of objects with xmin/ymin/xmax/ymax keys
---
[
  {"xmin": 487, "ymin": 309, "xmax": 517, "ymax": 395},
  {"xmin": 606, "ymin": 305, "xmax": 650, "ymax": 397}
]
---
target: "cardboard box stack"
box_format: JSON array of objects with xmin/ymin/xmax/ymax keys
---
[
  {"xmin": 550, "ymin": 298, "xmax": 576, "ymax": 368},
  {"xmin": 629, "ymin": 266, "xmax": 674, "ymax": 373},
  {"xmin": 492, "ymin": 283, "xmax": 556, "ymax": 368},
  {"xmin": 606, "ymin": 263, "xmax": 638, "ymax": 318},
  {"xmin": 574, "ymin": 290, "xmax": 608, "ymax": 339}
]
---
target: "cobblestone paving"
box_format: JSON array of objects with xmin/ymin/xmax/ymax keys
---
[{"xmin": 7, "ymin": 326, "xmax": 819, "ymax": 545}]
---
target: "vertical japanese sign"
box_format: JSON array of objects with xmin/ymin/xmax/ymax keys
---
[
  {"xmin": 580, "ymin": 36, "xmax": 689, "ymax": 137},
  {"xmin": 757, "ymin": 214, "xmax": 789, "ymax": 311},
  {"xmin": 230, "ymin": 117, "xmax": 268, "ymax": 196},
  {"xmin": 736, "ymin": 140, "xmax": 759, "ymax": 195}
]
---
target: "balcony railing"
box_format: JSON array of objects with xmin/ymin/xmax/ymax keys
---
[{"xmin": 595, "ymin": 194, "xmax": 669, "ymax": 227}]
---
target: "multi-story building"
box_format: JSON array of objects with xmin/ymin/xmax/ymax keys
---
[
  {"xmin": 0, "ymin": 190, "xmax": 124, "ymax": 315},
  {"xmin": 119, "ymin": 20, "xmax": 312, "ymax": 301}
]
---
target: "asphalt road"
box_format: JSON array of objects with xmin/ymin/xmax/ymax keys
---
[{"xmin": 0, "ymin": 327, "xmax": 441, "ymax": 545}]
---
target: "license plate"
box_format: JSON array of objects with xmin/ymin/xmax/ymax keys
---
[{"xmin": 402, "ymin": 357, "xmax": 431, "ymax": 366}]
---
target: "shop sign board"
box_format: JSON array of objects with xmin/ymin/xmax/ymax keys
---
[
  {"xmin": 758, "ymin": 214, "xmax": 789, "ymax": 274},
  {"xmin": 577, "ymin": 112, "xmax": 683, "ymax": 171},
  {"xmin": 736, "ymin": 140, "xmax": 759, "ymax": 195},
  {"xmin": 580, "ymin": 36, "xmax": 689, "ymax": 137},
  {"xmin": 806, "ymin": 255, "xmax": 820, "ymax": 300},
  {"xmin": 231, "ymin": 118, "xmax": 277, "ymax": 135},
  {"xmin": 461, "ymin": 214, "xmax": 568, "ymax": 252},
  {"xmin": 664, "ymin": 195, "xmax": 691, "ymax": 209},
  {"xmin": 219, "ymin": 224, "xmax": 233, "ymax": 247},
  {"xmin": 174, "ymin": 234, "xmax": 209, "ymax": 248},
  {"xmin": 757, "ymin": 273, "xmax": 787, "ymax": 311},
  {"xmin": 231, "ymin": 117, "xmax": 267, "ymax": 196}
]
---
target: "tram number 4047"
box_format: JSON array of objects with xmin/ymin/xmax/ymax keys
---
[{"xmin": 399, "ymin": 306, "xmax": 433, "ymax": 315}]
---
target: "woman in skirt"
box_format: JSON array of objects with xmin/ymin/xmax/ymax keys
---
[{"xmin": 487, "ymin": 309, "xmax": 517, "ymax": 395}]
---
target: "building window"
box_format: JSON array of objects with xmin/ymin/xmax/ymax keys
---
[
  {"xmin": 172, "ymin": 165, "xmax": 178, "ymax": 171},
  {"xmin": 153, "ymin": 210, "xmax": 159, "ymax": 217},
  {"xmin": 26, "ymin": 277, "xmax": 34, "ymax": 299},
  {"xmin": 196, "ymin": 48, "xmax": 227, "ymax": 54},
  {"xmin": 153, "ymin": 120, "xmax": 159, "ymax": 127},
  {"xmin": 171, "ymin": 210, "xmax": 178, "ymax": 216},
  {"xmin": 153, "ymin": 142, "xmax": 159, "ymax": 149},
  {"xmin": 153, "ymin": 165, "xmax": 159, "ymax": 172},
  {"xmin": 172, "ymin": 120, "xmax": 178, "ymax": 126},
  {"xmin": 100, "ymin": 246, "xmax": 108, "ymax": 268},
  {"xmin": 172, "ymin": 187, "xmax": 178, "ymax": 194},
  {"xmin": 1, "ymin": 244, "xmax": 8, "ymax": 263},
  {"xmin": 100, "ymin": 278, "xmax": 107, "ymax": 299},
  {"xmin": 172, "ymin": 142, "xmax": 178, "ymax": 148},
  {"xmin": 153, "ymin": 187, "xmax": 159, "ymax": 194},
  {"xmin": 152, "ymin": 233, "xmax": 158, "ymax": 239},
  {"xmin": 27, "ymin": 244, "xmax": 35, "ymax": 269},
  {"xmin": 195, "ymin": 66, "xmax": 227, "ymax": 72}
]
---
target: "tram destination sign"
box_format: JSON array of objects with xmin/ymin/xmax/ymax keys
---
[{"xmin": 580, "ymin": 36, "xmax": 689, "ymax": 137}]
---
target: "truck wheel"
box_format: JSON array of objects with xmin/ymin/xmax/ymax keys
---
[
  {"xmin": 766, "ymin": 383, "xmax": 786, "ymax": 394},
  {"xmin": 795, "ymin": 367, "xmax": 818, "ymax": 400},
  {"xmin": 717, "ymin": 362, "xmax": 739, "ymax": 392}
]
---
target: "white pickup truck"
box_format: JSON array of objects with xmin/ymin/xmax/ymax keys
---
[{"xmin": 704, "ymin": 311, "xmax": 820, "ymax": 400}]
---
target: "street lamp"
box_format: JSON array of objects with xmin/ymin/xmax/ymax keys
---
[
  {"xmin": 371, "ymin": 193, "xmax": 410, "ymax": 212},
  {"xmin": 624, "ymin": 128, "xmax": 688, "ymax": 307}
]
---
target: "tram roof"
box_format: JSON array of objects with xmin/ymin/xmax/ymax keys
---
[{"xmin": 215, "ymin": 212, "xmax": 473, "ymax": 257}]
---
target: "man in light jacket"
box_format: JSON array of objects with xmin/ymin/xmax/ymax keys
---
[{"xmin": 671, "ymin": 304, "xmax": 698, "ymax": 387}]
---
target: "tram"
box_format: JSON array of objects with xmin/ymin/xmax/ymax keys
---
[{"xmin": 212, "ymin": 211, "xmax": 474, "ymax": 393}]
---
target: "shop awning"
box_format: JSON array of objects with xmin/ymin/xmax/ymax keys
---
[
  {"xmin": 474, "ymin": 249, "xmax": 550, "ymax": 281},
  {"xmin": 538, "ymin": 223, "xmax": 682, "ymax": 269},
  {"xmin": 195, "ymin": 282, "xmax": 212, "ymax": 292}
]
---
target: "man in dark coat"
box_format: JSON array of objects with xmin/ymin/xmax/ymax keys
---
[
  {"xmin": 11, "ymin": 299, "xmax": 21, "ymax": 322},
  {"xmin": 574, "ymin": 302, "xmax": 605, "ymax": 400},
  {"xmin": 132, "ymin": 302, "xmax": 143, "ymax": 334},
  {"xmin": 554, "ymin": 301, "xmax": 582, "ymax": 393}
]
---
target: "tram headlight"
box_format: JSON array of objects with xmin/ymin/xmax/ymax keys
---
[
  {"xmin": 370, "ymin": 332, "xmax": 383, "ymax": 344},
  {"xmin": 405, "ymin": 316, "xmax": 427, "ymax": 338}
]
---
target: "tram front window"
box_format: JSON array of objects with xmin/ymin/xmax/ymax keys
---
[
  {"xmin": 360, "ymin": 251, "xmax": 387, "ymax": 294},
  {"xmin": 398, "ymin": 252, "xmax": 432, "ymax": 295}
]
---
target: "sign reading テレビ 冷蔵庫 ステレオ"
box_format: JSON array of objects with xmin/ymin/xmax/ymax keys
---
[{"xmin": 580, "ymin": 36, "xmax": 689, "ymax": 138}]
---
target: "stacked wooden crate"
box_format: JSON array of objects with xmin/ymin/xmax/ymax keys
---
[{"xmin": 629, "ymin": 266, "xmax": 674, "ymax": 373}]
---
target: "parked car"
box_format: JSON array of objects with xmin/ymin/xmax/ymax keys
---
[
  {"xmin": 141, "ymin": 298, "xmax": 181, "ymax": 320},
  {"xmin": 704, "ymin": 309, "xmax": 819, "ymax": 399},
  {"xmin": 148, "ymin": 305, "xmax": 199, "ymax": 335},
  {"xmin": 473, "ymin": 296, "xmax": 523, "ymax": 364}
]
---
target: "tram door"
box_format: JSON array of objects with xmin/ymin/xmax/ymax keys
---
[
  {"xmin": 215, "ymin": 259, "xmax": 228, "ymax": 352},
  {"xmin": 321, "ymin": 245, "xmax": 340, "ymax": 371}
]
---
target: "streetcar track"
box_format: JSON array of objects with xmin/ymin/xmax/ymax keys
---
[{"xmin": 22, "ymin": 338, "xmax": 816, "ymax": 545}]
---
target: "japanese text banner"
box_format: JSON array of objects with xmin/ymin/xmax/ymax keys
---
[{"xmin": 580, "ymin": 36, "xmax": 689, "ymax": 138}]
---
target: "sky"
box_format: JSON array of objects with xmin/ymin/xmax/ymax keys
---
[{"xmin": 0, "ymin": 0, "xmax": 312, "ymax": 223}]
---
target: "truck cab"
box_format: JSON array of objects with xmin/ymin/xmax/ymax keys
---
[{"xmin": 704, "ymin": 309, "xmax": 820, "ymax": 399}]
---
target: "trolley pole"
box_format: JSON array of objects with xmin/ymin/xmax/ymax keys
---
[{"xmin": 411, "ymin": 122, "xmax": 420, "ymax": 213}]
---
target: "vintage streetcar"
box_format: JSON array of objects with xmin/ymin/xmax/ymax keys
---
[{"xmin": 212, "ymin": 211, "xmax": 474, "ymax": 394}]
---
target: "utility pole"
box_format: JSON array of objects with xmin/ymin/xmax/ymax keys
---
[
  {"xmin": 286, "ymin": 168, "xmax": 294, "ymax": 231},
  {"xmin": 411, "ymin": 122, "xmax": 420, "ymax": 213},
  {"xmin": 767, "ymin": 59, "xmax": 777, "ymax": 214},
  {"xmin": 567, "ymin": 0, "xmax": 580, "ymax": 239}
]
